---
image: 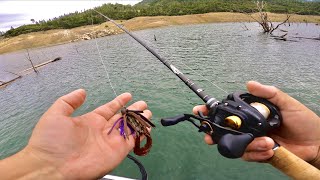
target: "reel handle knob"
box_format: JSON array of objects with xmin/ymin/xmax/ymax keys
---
[
  {"xmin": 217, "ymin": 133, "xmax": 254, "ymax": 158},
  {"xmin": 161, "ymin": 114, "xmax": 187, "ymax": 126}
]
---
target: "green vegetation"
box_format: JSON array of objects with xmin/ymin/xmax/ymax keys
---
[{"xmin": 3, "ymin": 0, "xmax": 320, "ymax": 38}]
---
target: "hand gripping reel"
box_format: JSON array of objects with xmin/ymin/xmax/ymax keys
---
[{"xmin": 161, "ymin": 92, "xmax": 282, "ymax": 158}]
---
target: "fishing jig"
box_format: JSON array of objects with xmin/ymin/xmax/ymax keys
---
[{"xmin": 108, "ymin": 107, "xmax": 155, "ymax": 156}]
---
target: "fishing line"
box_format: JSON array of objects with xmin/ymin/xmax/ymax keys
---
[
  {"xmin": 71, "ymin": 43, "xmax": 104, "ymax": 112},
  {"xmin": 141, "ymin": 33, "xmax": 229, "ymax": 94},
  {"xmin": 89, "ymin": 6, "xmax": 148, "ymax": 180},
  {"xmin": 121, "ymin": 36, "xmax": 197, "ymax": 102},
  {"xmin": 90, "ymin": 10, "xmax": 118, "ymax": 98},
  {"xmin": 126, "ymin": 35, "xmax": 222, "ymax": 105},
  {"xmin": 70, "ymin": 11, "xmax": 123, "ymax": 112}
]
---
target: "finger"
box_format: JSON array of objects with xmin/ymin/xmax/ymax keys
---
[
  {"xmin": 242, "ymin": 149, "xmax": 274, "ymax": 162},
  {"xmin": 47, "ymin": 89, "xmax": 86, "ymax": 116},
  {"xmin": 119, "ymin": 100, "xmax": 148, "ymax": 113},
  {"xmin": 204, "ymin": 134, "xmax": 215, "ymax": 145},
  {"xmin": 139, "ymin": 110, "xmax": 153, "ymax": 124},
  {"xmin": 193, "ymin": 105, "xmax": 209, "ymax": 116},
  {"xmin": 246, "ymin": 81, "xmax": 301, "ymax": 110},
  {"xmin": 246, "ymin": 81, "xmax": 278, "ymax": 99},
  {"xmin": 93, "ymin": 93, "xmax": 132, "ymax": 120},
  {"xmin": 245, "ymin": 137, "xmax": 274, "ymax": 152}
]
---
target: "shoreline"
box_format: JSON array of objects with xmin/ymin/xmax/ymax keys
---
[{"xmin": 1, "ymin": 12, "xmax": 319, "ymax": 55}]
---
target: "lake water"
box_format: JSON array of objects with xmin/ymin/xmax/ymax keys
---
[{"xmin": 0, "ymin": 22, "xmax": 319, "ymax": 179}]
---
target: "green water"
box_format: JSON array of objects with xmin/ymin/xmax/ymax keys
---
[{"xmin": 0, "ymin": 23, "xmax": 319, "ymax": 179}]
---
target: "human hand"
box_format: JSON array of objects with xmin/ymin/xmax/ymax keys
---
[
  {"xmin": 8, "ymin": 89, "xmax": 152, "ymax": 179},
  {"xmin": 193, "ymin": 81, "xmax": 320, "ymax": 166}
]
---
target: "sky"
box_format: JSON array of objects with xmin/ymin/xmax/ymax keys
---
[{"xmin": 0, "ymin": 0, "xmax": 142, "ymax": 32}]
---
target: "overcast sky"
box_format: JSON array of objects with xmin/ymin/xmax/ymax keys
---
[{"xmin": 0, "ymin": 0, "xmax": 142, "ymax": 32}]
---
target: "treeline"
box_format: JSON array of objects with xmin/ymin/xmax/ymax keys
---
[
  {"xmin": 3, "ymin": 0, "xmax": 320, "ymax": 38},
  {"xmin": 137, "ymin": 0, "xmax": 320, "ymax": 15}
]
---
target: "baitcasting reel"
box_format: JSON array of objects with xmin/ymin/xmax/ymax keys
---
[{"xmin": 161, "ymin": 92, "xmax": 282, "ymax": 158}]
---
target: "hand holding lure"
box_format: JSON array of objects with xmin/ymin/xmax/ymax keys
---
[{"xmin": 94, "ymin": 9, "xmax": 320, "ymax": 179}]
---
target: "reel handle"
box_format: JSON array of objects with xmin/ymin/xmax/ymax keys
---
[
  {"xmin": 217, "ymin": 133, "xmax": 254, "ymax": 159},
  {"xmin": 161, "ymin": 115, "xmax": 187, "ymax": 126}
]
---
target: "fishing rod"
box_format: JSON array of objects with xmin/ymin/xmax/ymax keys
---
[
  {"xmin": 94, "ymin": 10, "xmax": 218, "ymax": 109},
  {"xmin": 94, "ymin": 10, "xmax": 320, "ymax": 179}
]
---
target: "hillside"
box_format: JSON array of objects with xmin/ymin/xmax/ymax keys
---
[
  {"xmin": 2, "ymin": 0, "xmax": 319, "ymax": 38},
  {"xmin": 1, "ymin": 12, "xmax": 319, "ymax": 54}
]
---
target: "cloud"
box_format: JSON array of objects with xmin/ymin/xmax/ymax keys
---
[
  {"xmin": 0, "ymin": 13, "xmax": 26, "ymax": 24},
  {"xmin": 0, "ymin": 13, "xmax": 32, "ymax": 32},
  {"xmin": 0, "ymin": 0, "xmax": 142, "ymax": 32}
]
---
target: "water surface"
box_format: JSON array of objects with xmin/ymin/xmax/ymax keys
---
[{"xmin": 0, "ymin": 22, "xmax": 319, "ymax": 180}]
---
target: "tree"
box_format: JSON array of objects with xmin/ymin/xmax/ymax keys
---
[
  {"xmin": 30, "ymin": 19, "xmax": 35, "ymax": 24},
  {"xmin": 247, "ymin": 1, "xmax": 290, "ymax": 34}
]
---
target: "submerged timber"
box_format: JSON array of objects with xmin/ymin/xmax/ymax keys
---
[{"xmin": 0, "ymin": 57, "xmax": 61, "ymax": 88}]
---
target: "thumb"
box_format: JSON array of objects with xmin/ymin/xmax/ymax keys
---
[
  {"xmin": 246, "ymin": 81, "xmax": 301, "ymax": 110},
  {"xmin": 48, "ymin": 89, "xmax": 86, "ymax": 116}
]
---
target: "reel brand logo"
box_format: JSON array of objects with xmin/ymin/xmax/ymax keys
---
[{"xmin": 170, "ymin": 65, "xmax": 183, "ymax": 75}]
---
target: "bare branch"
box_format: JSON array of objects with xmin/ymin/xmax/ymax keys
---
[
  {"xmin": 270, "ymin": 14, "xmax": 291, "ymax": 34},
  {"xmin": 26, "ymin": 49, "xmax": 39, "ymax": 74},
  {"xmin": 242, "ymin": 1, "xmax": 291, "ymax": 34}
]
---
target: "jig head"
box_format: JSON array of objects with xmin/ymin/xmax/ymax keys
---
[{"xmin": 161, "ymin": 92, "xmax": 281, "ymax": 158}]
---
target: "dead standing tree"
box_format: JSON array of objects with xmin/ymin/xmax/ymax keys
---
[
  {"xmin": 248, "ymin": 1, "xmax": 291, "ymax": 34},
  {"xmin": 246, "ymin": 1, "xmax": 319, "ymax": 42}
]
